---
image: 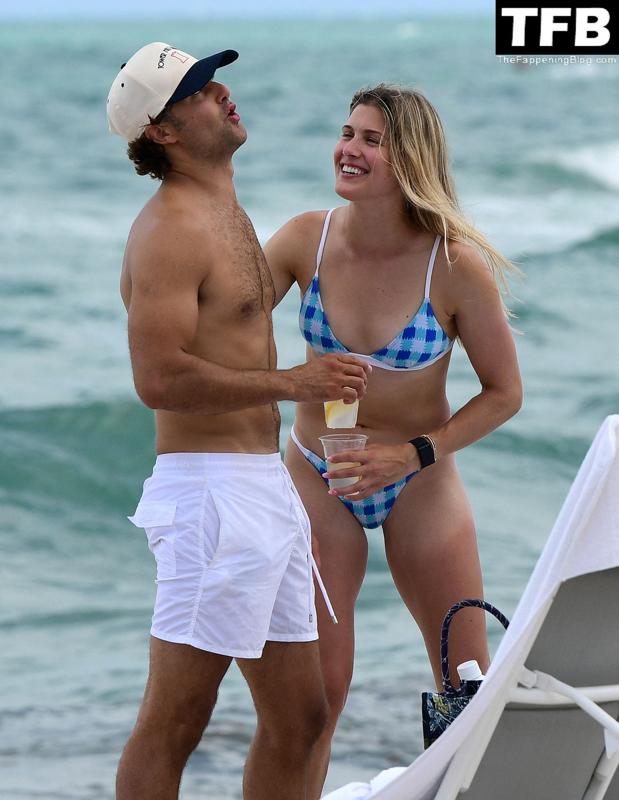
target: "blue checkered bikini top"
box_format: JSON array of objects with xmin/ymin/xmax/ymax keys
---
[{"xmin": 299, "ymin": 208, "xmax": 454, "ymax": 371}]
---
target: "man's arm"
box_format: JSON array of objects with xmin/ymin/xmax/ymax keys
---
[{"xmin": 127, "ymin": 222, "xmax": 369, "ymax": 415}]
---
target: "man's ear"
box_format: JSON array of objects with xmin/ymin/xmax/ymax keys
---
[{"xmin": 144, "ymin": 122, "xmax": 178, "ymax": 146}]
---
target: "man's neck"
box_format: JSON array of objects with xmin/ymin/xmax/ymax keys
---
[{"xmin": 163, "ymin": 159, "xmax": 237, "ymax": 204}]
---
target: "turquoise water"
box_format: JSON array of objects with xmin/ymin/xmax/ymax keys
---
[{"xmin": 2, "ymin": 16, "xmax": 618, "ymax": 799}]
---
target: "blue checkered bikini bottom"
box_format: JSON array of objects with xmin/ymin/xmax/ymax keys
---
[{"xmin": 289, "ymin": 427, "xmax": 416, "ymax": 529}]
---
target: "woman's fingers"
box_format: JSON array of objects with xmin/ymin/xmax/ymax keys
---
[
  {"xmin": 329, "ymin": 481, "xmax": 374, "ymax": 499},
  {"xmin": 324, "ymin": 446, "xmax": 404, "ymax": 497},
  {"xmin": 326, "ymin": 449, "xmax": 369, "ymax": 465},
  {"xmin": 323, "ymin": 467, "xmax": 363, "ymax": 480}
]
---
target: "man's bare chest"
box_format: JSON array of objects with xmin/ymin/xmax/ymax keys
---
[{"xmin": 200, "ymin": 207, "xmax": 275, "ymax": 318}]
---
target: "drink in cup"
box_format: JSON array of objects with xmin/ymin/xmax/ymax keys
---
[
  {"xmin": 324, "ymin": 398, "xmax": 359, "ymax": 429},
  {"xmin": 319, "ymin": 433, "xmax": 368, "ymax": 491}
]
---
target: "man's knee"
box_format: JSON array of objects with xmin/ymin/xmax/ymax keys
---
[
  {"xmin": 262, "ymin": 696, "xmax": 329, "ymax": 756},
  {"xmin": 136, "ymin": 688, "xmax": 219, "ymax": 759},
  {"xmin": 297, "ymin": 696, "xmax": 329, "ymax": 746}
]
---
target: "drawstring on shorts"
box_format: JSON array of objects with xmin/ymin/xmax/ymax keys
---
[{"xmin": 282, "ymin": 467, "xmax": 338, "ymax": 625}]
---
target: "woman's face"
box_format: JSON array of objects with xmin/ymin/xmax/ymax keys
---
[{"xmin": 333, "ymin": 103, "xmax": 399, "ymax": 201}]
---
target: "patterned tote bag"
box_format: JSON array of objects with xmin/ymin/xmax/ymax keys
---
[{"xmin": 422, "ymin": 599, "xmax": 510, "ymax": 749}]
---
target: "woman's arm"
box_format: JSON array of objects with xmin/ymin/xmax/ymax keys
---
[
  {"xmin": 264, "ymin": 212, "xmax": 323, "ymax": 308},
  {"xmin": 423, "ymin": 242, "xmax": 523, "ymax": 460}
]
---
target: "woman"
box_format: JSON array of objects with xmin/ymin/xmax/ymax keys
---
[{"xmin": 265, "ymin": 84, "xmax": 522, "ymax": 796}]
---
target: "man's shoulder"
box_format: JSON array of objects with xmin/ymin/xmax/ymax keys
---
[
  {"xmin": 134, "ymin": 194, "xmax": 211, "ymax": 244},
  {"xmin": 130, "ymin": 194, "xmax": 211, "ymax": 254},
  {"xmin": 124, "ymin": 205, "xmax": 211, "ymax": 291}
]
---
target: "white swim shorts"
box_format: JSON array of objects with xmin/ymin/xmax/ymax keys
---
[{"xmin": 128, "ymin": 451, "xmax": 336, "ymax": 659}]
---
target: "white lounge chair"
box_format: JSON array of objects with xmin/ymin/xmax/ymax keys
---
[{"xmin": 324, "ymin": 414, "xmax": 619, "ymax": 800}]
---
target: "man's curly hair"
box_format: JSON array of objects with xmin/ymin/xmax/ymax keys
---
[{"xmin": 126, "ymin": 107, "xmax": 175, "ymax": 181}]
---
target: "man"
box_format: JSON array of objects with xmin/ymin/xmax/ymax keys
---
[{"xmin": 107, "ymin": 42, "xmax": 370, "ymax": 800}]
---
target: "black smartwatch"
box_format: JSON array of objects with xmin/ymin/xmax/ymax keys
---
[{"xmin": 408, "ymin": 435, "xmax": 437, "ymax": 469}]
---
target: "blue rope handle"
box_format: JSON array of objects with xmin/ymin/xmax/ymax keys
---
[{"xmin": 440, "ymin": 599, "xmax": 510, "ymax": 695}]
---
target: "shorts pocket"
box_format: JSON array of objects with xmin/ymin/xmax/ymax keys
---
[
  {"xmin": 128, "ymin": 501, "xmax": 178, "ymax": 581},
  {"xmin": 207, "ymin": 486, "xmax": 285, "ymax": 575}
]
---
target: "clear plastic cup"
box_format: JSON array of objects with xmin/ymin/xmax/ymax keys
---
[{"xmin": 318, "ymin": 433, "xmax": 368, "ymax": 491}]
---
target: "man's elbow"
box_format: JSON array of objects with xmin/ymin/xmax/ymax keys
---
[
  {"xmin": 131, "ymin": 352, "xmax": 186, "ymax": 410},
  {"xmin": 134, "ymin": 373, "xmax": 169, "ymax": 410}
]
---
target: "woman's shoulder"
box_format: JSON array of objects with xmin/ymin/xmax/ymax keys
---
[
  {"xmin": 266, "ymin": 210, "xmax": 332, "ymax": 265},
  {"xmin": 264, "ymin": 210, "xmax": 331, "ymax": 285},
  {"xmin": 279, "ymin": 209, "xmax": 331, "ymax": 238},
  {"xmin": 445, "ymin": 238, "xmax": 488, "ymax": 268},
  {"xmin": 444, "ymin": 239, "xmax": 496, "ymax": 284},
  {"xmin": 437, "ymin": 239, "xmax": 499, "ymax": 316}
]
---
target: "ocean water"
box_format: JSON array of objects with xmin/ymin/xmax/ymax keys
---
[{"xmin": 2, "ymin": 16, "xmax": 619, "ymax": 799}]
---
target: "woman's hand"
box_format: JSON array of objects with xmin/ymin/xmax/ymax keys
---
[{"xmin": 323, "ymin": 443, "xmax": 420, "ymax": 500}]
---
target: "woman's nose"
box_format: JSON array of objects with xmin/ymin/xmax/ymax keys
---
[{"xmin": 342, "ymin": 139, "xmax": 361, "ymax": 157}]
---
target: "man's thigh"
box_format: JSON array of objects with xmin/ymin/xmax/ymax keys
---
[
  {"xmin": 237, "ymin": 641, "xmax": 327, "ymax": 730},
  {"xmin": 136, "ymin": 636, "xmax": 233, "ymax": 728}
]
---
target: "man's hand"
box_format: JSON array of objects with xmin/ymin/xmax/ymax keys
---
[{"xmin": 284, "ymin": 354, "xmax": 372, "ymax": 403}]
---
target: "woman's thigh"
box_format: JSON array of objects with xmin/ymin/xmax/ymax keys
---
[
  {"xmin": 383, "ymin": 456, "xmax": 489, "ymax": 688},
  {"xmin": 285, "ymin": 436, "xmax": 367, "ymax": 707}
]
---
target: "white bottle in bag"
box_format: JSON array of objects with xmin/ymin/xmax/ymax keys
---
[{"xmin": 457, "ymin": 659, "xmax": 485, "ymax": 694}]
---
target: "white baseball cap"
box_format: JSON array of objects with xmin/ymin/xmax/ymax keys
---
[{"xmin": 107, "ymin": 42, "xmax": 238, "ymax": 142}]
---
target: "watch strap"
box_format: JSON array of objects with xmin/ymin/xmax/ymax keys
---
[{"xmin": 409, "ymin": 435, "xmax": 436, "ymax": 469}]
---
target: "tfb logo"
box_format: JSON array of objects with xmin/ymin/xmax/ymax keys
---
[{"xmin": 496, "ymin": 3, "xmax": 617, "ymax": 53}]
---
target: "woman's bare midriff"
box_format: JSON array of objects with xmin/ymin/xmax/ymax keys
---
[{"xmin": 294, "ymin": 346, "xmax": 453, "ymax": 453}]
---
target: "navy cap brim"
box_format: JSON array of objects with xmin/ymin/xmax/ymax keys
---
[{"xmin": 167, "ymin": 49, "xmax": 239, "ymax": 106}]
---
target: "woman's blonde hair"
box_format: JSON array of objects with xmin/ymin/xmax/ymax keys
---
[{"xmin": 349, "ymin": 84, "xmax": 520, "ymax": 314}]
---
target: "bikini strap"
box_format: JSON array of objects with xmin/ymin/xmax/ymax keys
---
[
  {"xmin": 315, "ymin": 209, "xmax": 335, "ymax": 272},
  {"xmin": 424, "ymin": 236, "xmax": 442, "ymax": 299}
]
